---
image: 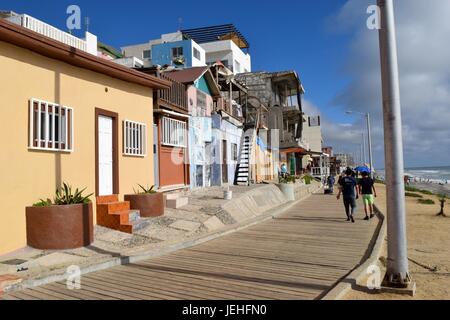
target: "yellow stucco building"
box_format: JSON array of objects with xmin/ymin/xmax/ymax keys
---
[{"xmin": 0, "ymin": 19, "xmax": 169, "ymax": 255}]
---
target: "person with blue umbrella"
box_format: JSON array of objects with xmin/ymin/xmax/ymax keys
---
[{"xmin": 358, "ymin": 171, "xmax": 378, "ymax": 221}]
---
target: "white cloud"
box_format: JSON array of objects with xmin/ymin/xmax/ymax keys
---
[{"xmin": 322, "ymin": 0, "xmax": 450, "ymax": 168}]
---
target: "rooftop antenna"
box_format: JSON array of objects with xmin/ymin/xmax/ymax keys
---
[
  {"xmin": 178, "ymin": 17, "xmax": 183, "ymax": 31},
  {"xmin": 84, "ymin": 16, "xmax": 90, "ymax": 33}
]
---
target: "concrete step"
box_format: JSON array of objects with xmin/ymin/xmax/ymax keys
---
[
  {"xmin": 98, "ymin": 201, "xmax": 130, "ymax": 213},
  {"xmin": 166, "ymin": 193, "xmax": 181, "ymax": 200},
  {"xmin": 129, "ymin": 210, "xmax": 140, "ymax": 222},
  {"xmin": 131, "ymin": 219, "xmax": 151, "ymax": 232},
  {"xmin": 96, "ymin": 195, "xmax": 119, "ymax": 204},
  {"xmin": 166, "ymin": 196, "xmax": 189, "ymax": 209}
]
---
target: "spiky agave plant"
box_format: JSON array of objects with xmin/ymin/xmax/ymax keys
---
[
  {"xmin": 54, "ymin": 183, "xmax": 93, "ymax": 205},
  {"xmin": 134, "ymin": 184, "xmax": 157, "ymax": 195}
]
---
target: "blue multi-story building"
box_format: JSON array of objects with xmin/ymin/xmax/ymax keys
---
[
  {"xmin": 121, "ymin": 25, "xmax": 251, "ymax": 75},
  {"xmin": 121, "ymin": 31, "xmax": 206, "ymax": 69}
]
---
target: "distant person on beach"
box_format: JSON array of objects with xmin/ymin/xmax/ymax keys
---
[
  {"xmin": 404, "ymin": 175, "xmax": 410, "ymax": 185},
  {"xmin": 337, "ymin": 168, "xmax": 359, "ymax": 223},
  {"xmin": 359, "ymin": 171, "xmax": 377, "ymax": 221}
]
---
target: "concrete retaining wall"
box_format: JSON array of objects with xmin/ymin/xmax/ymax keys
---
[{"xmin": 222, "ymin": 183, "xmax": 320, "ymax": 224}]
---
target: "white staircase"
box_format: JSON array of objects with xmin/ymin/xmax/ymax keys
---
[{"xmin": 235, "ymin": 129, "xmax": 255, "ymax": 186}]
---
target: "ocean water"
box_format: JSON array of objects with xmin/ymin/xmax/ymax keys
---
[{"xmin": 378, "ymin": 166, "xmax": 450, "ymax": 183}]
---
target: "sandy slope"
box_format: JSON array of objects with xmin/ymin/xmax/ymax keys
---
[{"xmin": 345, "ymin": 184, "xmax": 450, "ymax": 300}]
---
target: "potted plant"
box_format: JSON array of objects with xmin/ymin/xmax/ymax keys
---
[
  {"xmin": 26, "ymin": 183, "xmax": 94, "ymax": 250},
  {"xmin": 173, "ymin": 56, "xmax": 186, "ymax": 66},
  {"xmin": 124, "ymin": 185, "xmax": 164, "ymax": 218},
  {"xmin": 277, "ymin": 175, "xmax": 297, "ymax": 201}
]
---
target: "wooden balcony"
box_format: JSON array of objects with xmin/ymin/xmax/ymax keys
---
[{"xmin": 155, "ymin": 73, "xmax": 188, "ymax": 114}]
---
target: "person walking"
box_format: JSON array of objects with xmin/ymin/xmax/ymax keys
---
[
  {"xmin": 337, "ymin": 168, "xmax": 359, "ymax": 223},
  {"xmin": 358, "ymin": 171, "xmax": 377, "ymax": 221},
  {"xmin": 280, "ymin": 163, "xmax": 288, "ymax": 179},
  {"xmin": 327, "ymin": 175, "xmax": 336, "ymax": 194}
]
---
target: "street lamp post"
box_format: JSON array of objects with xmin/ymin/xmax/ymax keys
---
[
  {"xmin": 346, "ymin": 111, "xmax": 374, "ymax": 174},
  {"xmin": 362, "ymin": 133, "xmax": 366, "ymax": 164},
  {"xmin": 366, "ymin": 113, "xmax": 374, "ymax": 177},
  {"xmin": 377, "ymin": 0, "xmax": 412, "ymax": 287}
]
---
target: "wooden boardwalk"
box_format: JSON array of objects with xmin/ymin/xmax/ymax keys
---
[{"xmin": 3, "ymin": 193, "xmax": 379, "ymax": 300}]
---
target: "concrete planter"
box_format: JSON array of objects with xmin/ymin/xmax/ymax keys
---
[
  {"xmin": 224, "ymin": 190, "xmax": 233, "ymax": 200},
  {"xmin": 124, "ymin": 193, "xmax": 164, "ymax": 218},
  {"xmin": 277, "ymin": 183, "xmax": 296, "ymax": 201},
  {"xmin": 26, "ymin": 203, "xmax": 93, "ymax": 250}
]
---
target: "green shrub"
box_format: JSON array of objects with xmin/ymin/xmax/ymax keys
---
[
  {"xmin": 279, "ymin": 176, "xmax": 296, "ymax": 184},
  {"xmin": 33, "ymin": 199, "xmax": 52, "ymax": 207},
  {"xmin": 418, "ymin": 199, "xmax": 435, "ymax": 205},
  {"xmin": 405, "ymin": 193, "xmax": 423, "ymax": 198},
  {"xmin": 134, "ymin": 184, "xmax": 157, "ymax": 194},
  {"xmin": 302, "ymin": 175, "xmax": 313, "ymax": 185},
  {"xmin": 420, "ymin": 189, "xmax": 434, "ymax": 195},
  {"xmin": 405, "ymin": 186, "xmax": 420, "ymax": 192}
]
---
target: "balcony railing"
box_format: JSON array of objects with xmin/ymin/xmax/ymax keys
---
[
  {"xmin": 216, "ymin": 98, "xmax": 244, "ymax": 121},
  {"xmin": 311, "ymin": 167, "xmax": 330, "ymax": 178},
  {"xmin": 9, "ymin": 14, "xmax": 88, "ymax": 52},
  {"xmin": 157, "ymin": 73, "xmax": 188, "ymax": 112}
]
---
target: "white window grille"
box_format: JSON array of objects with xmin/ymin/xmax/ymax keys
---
[
  {"xmin": 161, "ymin": 117, "xmax": 187, "ymax": 148},
  {"xmin": 123, "ymin": 120, "xmax": 147, "ymax": 157},
  {"xmin": 28, "ymin": 99, "xmax": 73, "ymax": 152}
]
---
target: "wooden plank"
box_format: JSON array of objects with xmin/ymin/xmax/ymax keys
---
[
  {"xmin": 115, "ymin": 263, "xmax": 317, "ymax": 297},
  {"xmin": 43, "ymin": 282, "xmax": 114, "ymax": 300}
]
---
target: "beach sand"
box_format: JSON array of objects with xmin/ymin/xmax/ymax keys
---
[{"xmin": 345, "ymin": 184, "xmax": 450, "ymax": 300}]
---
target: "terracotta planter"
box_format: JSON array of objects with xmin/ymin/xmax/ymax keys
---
[
  {"xmin": 124, "ymin": 193, "xmax": 164, "ymax": 217},
  {"xmin": 26, "ymin": 203, "xmax": 93, "ymax": 250}
]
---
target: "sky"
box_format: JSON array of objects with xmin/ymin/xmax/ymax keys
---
[{"xmin": 1, "ymin": 0, "xmax": 449, "ymax": 169}]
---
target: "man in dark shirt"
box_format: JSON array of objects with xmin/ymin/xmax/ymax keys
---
[
  {"xmin": 337, "ymin": 168, "xmax": 359, "ymax": 223},
  {"xmin": 358, "ymin": 171, "xmax": 377, "ymax": 221}
]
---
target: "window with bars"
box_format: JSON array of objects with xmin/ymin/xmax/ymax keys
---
[
  {"xmin": 123, "ymin": 120, "xmax": 147, "ymax": 157},
  {"xmin": 28, "ymin": 99, "xmax": 73, "ymax": 152},
  {"xmin": 161, "ymin": 117, "xmax": 187, "ymax": 148}
]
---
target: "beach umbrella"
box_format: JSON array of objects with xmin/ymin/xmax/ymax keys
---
[{"xmin": 355, "ymin": 166, "xmax": 371, "ymax": 173}]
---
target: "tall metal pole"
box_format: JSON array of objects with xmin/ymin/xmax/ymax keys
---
[
  {"xmin": 362, "ymin": 133, "xmax": 366, "ymax": 164},
  {"xmin": 366, "ymin": 113, "xmax": 374, "ymax": 177},
  {"xmin": 377, "ymin": 0, "xmax": 411, "ymax": 286}
]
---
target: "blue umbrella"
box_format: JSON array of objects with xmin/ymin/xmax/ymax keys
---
[{"xmin": 355, "ymin": 166, "xmax": 371, "ymax": 173}]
